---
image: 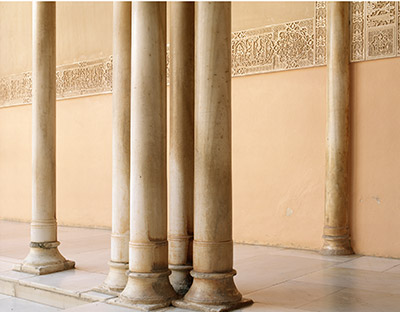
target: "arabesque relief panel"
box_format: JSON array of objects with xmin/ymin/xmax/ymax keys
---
[{"xmin": 1, "ymin": 2, "xmax": 399, "ymax": 107}]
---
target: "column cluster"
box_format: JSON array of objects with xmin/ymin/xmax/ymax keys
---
[
  {"xmin": 106, "ymin": 2, "xmax": 252, "ymax": 311},
  {"xmin": 16, "ymin": 3, "xmax": 252, "ymax": 309},
  {"xmin": 14, "ymin": 1, "xmax": 353, "ymax": 310}
]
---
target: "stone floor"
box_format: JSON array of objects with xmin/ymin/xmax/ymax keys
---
[{"xmin": 1, "ymin": 220, "xmax": 400, "ymax": 311}]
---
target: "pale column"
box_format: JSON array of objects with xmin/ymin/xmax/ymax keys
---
[
  {"xmin": 117, "ymin": 2, "xmax": 176, "ymax": 310},
  {"xmin": 173, "ymin": 3, "xmax": 252, "ymax": 311},
  {"xmin": 321, "ymin": 2, "xmax": 353, "ymax": 256},
  {"xmin": 14, "ymin": 1, "xmax": 75, "ymax": 275},
  {"xmin": 101, "ymin": 1, "xmax": 131, "ymax": 293},
  {"xmin": 168, "ymin": 2, "xmax": 195, "ymax": 297}
]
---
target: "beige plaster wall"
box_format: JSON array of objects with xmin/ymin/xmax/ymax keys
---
[
  {"xmin": 0, "ymin": 1, "xmax": 112, "ymax": 77},
  {"xmin": 350, "ymin": 58, "xmax": 400, "ymax": 258},
  {"xmin": 0, "ymin": 2, "xmax": 32, "ymax": 76},
  {"xmin": 56, "ymin": 95, "xmax": 112, "ymax": 228},
  {"xmin": 232, "ymin": 67, "xmax": 326, "ymax": 250},
  {"xmin": 0, "ymin": 95, "xmax": 112, "ymax": 228},
  {"xmin": 56, "ymin": 2, "xmax": 113, "ymax": 65},
  {"xmin": 232, "ymin": 1, "xmax": 314, "ymax": 31},
  {"xmin": 232, "ymin": 57, "xmax": 400, "ymax": 257},
  {"xmin": 0, "ymin": 105, "xmax": 32, "ymax": 222}
]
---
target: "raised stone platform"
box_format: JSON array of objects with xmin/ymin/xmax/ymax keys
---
[{"xmin": 2, "ymin": 221, "xmax": 400, "ymax": 312}]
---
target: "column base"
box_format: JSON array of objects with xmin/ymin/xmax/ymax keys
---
[
  {"xmin": 169, "ymin": 264, "xmax": 193, "ymax": 297},
  {"xmin": 172, "ymin": 270, "xmax": 253, "ymax": 311},
  {"xmin": 94, "ymin": 261, "xmax": 129, "ymax": 295},
  {"xmin": 321, "ymin": 235, "xmax": 354, "ymax": 256},
  {"xmin": 110, "ymin": 270, "xmax": 177, "ymax": 310},
  {"xmin": 13, "ymin": 242, "xmax": 75, "ymax": 275}
]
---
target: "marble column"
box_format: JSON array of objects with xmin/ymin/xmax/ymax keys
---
[
  {"xmin": 14, "ymin": 1, "xmax": 75, "ymax": 275},
  {"xmin": 101, "ymin": 1, "xmax": 131, "ymax": 293},
  {"xmin": 173, "ymin": 3, "xmax": 252, "ymax": 311},
  {"xmin": 116, "ymin": 2, "xmax": 176, "ymax": 310},
  {"xmin": 168, "ymin": 2, "xmax": 195, "ymax": 297},
  {"xmin": 321, "ymin": 2, "xmax": 353, "ymax": 256}
]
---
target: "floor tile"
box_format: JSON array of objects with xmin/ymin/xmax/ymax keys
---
[
  {"xmin": 384, "ymin": 264, "xmax": 400, "ymax": 274},
  {"xmin": 234, "ymin": 253, "xmax": 333, "ymax": 294},
  {"xmin": 0, "ymin": 294, "xmax": 10, "ymax": 300},
  {"xmin": 295, "ymin": 267, "xmax": 400, "ymax": 295},
  {"xmin": 299, "ymin": 287, "xmax": 400, "ymax": 312},
  {"xmin": 0, "ymin": 256, "xmax": 21, "ymax": 263},
  {"xmin": 234, "ymin": 302, "xmax": 313, "ymax": 312},
  {"xmin": 80, "ymin": 290, "xmax": 116, "ymax": 300},
  {"xmin": 270, "ymin": 247, "xmax": 360, "ymax": 263},
  {"xmin": 335, "ymin": 256, "xmax": 400, "ymax": 272},
  {"xmin": 246, "ymin": 280, "xmax": 342, "ymax": 308},
  {"xmin": 234, "ymin": 244, "xmax": 284, "ymax": 263},
  {"xmin": 68, "ymin": 249, "xmax": 110, "ymax": 274},
  {"xmin": 0, "ymin": 270, "xmax": 35, "ymax": 280},
  {"xmin": 64, "ymin": 302, "xmax": 140, "ymax": 311},
  {"xmin": 24, "ymin": 269, "xmax": 106, "ymax": 292},
  {"xmin": 58, "ymin": 236, "xmax": 110, "ymax": 255},
  {"xmin": 0, "ymin": 261, "xmax": 14, "ymax": 272},
  {"xmin": 0, "ymin": 296, "xmax": 60, "ymax": 311},
  {"xmin": 0, "ymin": 240, "xmax": 30, "ymax": 259}
]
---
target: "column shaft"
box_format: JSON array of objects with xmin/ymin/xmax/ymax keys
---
[
  {"xmin": 102, "ymin": 1, "xmax": 131, "ymax": 293},
  {"xmin": 174, "ymin": 3, "xmax": 252, "ymax": 311},
  {"xmin": 117, "ymin": 2, "xmax": 176, "ymax": 310},
  {"xmin": 15, "ymin": 1, "xmax": 75, "ymax": 275},
  {"xmin": 321, "ymin": 2, "xmax": 353, "ymax": 255},
  {"xmin": 168, "ymin": 1, "xmax": 195, "ymax": 297}
]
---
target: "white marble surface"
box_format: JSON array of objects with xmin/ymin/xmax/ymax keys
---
[
  {"xmin": 336, "ymin": 255, "xmax": 400, "ymax": 272},
  {"xmin": 299, "ymin": 287, "xmax": 400, "ymax": 312},
  {"xmin": 23, "ymin": 269, "xmax": 106, "ymax": 292},
  {"xmin": 0, "ymin": 296, "xmax": 60, "ymax": 311},
  {"xmin": 2, "ymin": 221, "xmax": 400, "ymax": 312}
]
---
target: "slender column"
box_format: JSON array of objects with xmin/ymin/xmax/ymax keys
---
[
  {"xmin": 101, "ymin": 1, "xmax": 131, "ymax": 293},
  {"xmin": 116, "ymin": 2, "xmax": 176, "ymax": 310},
  {"xmin": 168, "ymin": 2, "xmax": 195, "ymax": 297},
  {"xmin": 14, "ymin": 1, "xmax": 75, "ymax": 275},
  {"xmin": 321, "ymin": 2, "xmax": 353, "ymax": 256},
  {"xmin": 173, "ymin": 3, "xmax": 252, "ymax": 311}
]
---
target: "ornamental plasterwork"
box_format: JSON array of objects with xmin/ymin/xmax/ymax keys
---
[
  {"xmin": 314, "ymin": 1, "xmax": 327, "ymax": 66},
  {"xmin": 0, "ymin": 57, "xmax": 113, "ymax": 108},
  {"xmin": 0, "ymin": 52, "xmax": 169, "ymax": 108},
  {"xmin": 352, "ymin": 1, "xmax": 399, "ymax": 61},
  {"xmin": 2, "ymin": 1, "xmax": 400, "ymax": 108},
  {"xmin": 56, "ymin": 57, "xmax": 113, "ymax": 99},
  {"xmin": 231, "ymin": 2, "xmax": 324, "ymax": 77},
  {"xmin": 351, "ymin": 2, "xmax": 365, "ymax": 61},
  {"xmin": 231, "ymin": 19, "xmax": 315, "ymax": 77},
  {"xmin": 0, "ymin": 72, "xmax": 32, "ymax": 107}
]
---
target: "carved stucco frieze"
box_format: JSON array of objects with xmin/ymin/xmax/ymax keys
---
[
  {"xmin": 351, "ymin": 2, "xmax": 365, "ymax": 61},
  {"xmin": 314, "ymin": 1, "xmax": 327, "ymax": 65},
  {"xmin": 398, "ymin": 3, "xmax": 400, "ymax": 55},
  {"xmin": 231, "ymin": 2, "xmax": 325, "ymax": 77},
  {"xmin": 0, "ymin": 72, "xmax": 32, "ymax": 107},
  {"xmin": 231, "ymin": 19, "xmax": 315, "ymax": 77},
  {"xmin": 0, "ymin": 57, "xmax": 113, "ymax": 108},
  {"xmin": 57, "ymin": 56, "xmax": 113, "ymax": 99},
  {"xmin": 366, "ymin": 1, "xmax": 397, "ymax": 60},
  {"xmin": 351, "ymin": 1, "xmax": 399, "ymax": 61},
  {"xmin": 2, "ymin": 2, "xmax": 400, "ymax": 108}
]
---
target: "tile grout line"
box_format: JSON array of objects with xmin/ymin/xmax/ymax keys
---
[
  {"xmin": 242, "ymin": 256, "xmax": 341, "ymax": 296},
  {"xmin": 295, "ymin": 287, "xmax": 346, "ymax": 310}
]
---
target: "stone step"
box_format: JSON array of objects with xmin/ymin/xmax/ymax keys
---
[{"xmin": 0, "ymin": 268, "xmax": 116, "ymax": 310}]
